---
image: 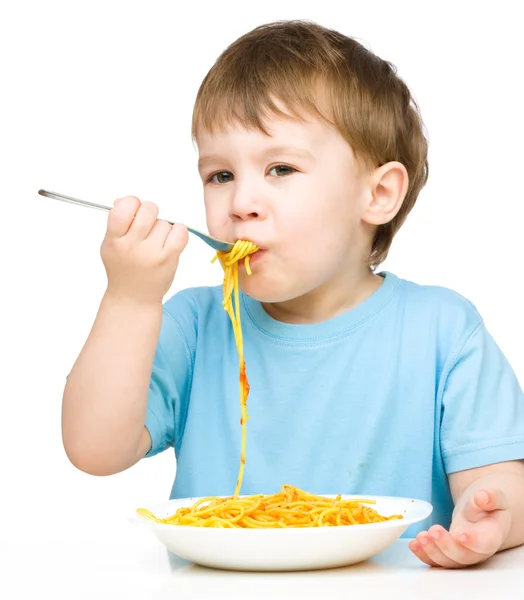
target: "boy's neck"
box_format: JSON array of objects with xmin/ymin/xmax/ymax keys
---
[{"xmin": 261, "ymin": 267, "xmax": 384, "ymax": 325}]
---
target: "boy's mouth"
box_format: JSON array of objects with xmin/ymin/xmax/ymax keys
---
[
  {"xmin": 233, "ymin": 237, "xmax": 265, "ymax": 249},
  {"xmin": 240, "ymin": 248, "xmax": 267, "ymax": 268}
]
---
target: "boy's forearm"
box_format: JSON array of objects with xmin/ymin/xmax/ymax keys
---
[
  {"xmin": 62, "ymin": 291, "xmax": 162, "ymax": 475},
  {"xmin": 454, "ymin": 471, "xmax": 524, "ymax": 551}
]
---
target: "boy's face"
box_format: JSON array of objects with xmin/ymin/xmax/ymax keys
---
[{"xmin": 196, "ymin": 111, "xmax": 375, "ymax": 303}]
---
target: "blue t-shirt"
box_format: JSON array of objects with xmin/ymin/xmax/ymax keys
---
[{"xmin": 144, "ymin": 271, "xmax": 524, "ymax": 536}]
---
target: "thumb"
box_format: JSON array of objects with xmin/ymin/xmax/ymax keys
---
[{"xmin": 462, "ymin": 489, "xmax": 507, "ymax": 523}]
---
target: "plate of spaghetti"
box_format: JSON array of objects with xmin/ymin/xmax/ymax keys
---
[
  {"xmin": 131, "ymin": 487, "xmax": 432, "ymax": 571},
  {"xmin": 131, "ymin": 240, "xmax": 433, "ymax": 571}
]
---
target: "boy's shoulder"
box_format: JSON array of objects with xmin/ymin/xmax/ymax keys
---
[
  {"xmin": 162, "ymin": 284, "xmax": 223, "ymax": 324},
  {"xmin": 398, "ymin": 273, "xmax": 479, "ymax": 308},
  {"xmin": 158, "ymin": 285, "xmax": 225, "ymax": 347},
  {"xmin": 392, "ymin": 271, "xmax": 483, "ymax": 332}
]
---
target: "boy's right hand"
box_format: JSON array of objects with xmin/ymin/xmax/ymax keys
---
[{"xmin": 101, "ymin": 196, "xmax": 189, "ymax": 305}]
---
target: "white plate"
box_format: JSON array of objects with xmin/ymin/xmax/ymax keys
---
[{"xmin": 129, "ymin": 494, "xmax": 433, "ymax": 571}]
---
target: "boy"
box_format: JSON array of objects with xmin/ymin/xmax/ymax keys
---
[{"xmin": 61, "ymin": 20, "xmax": 524, "ymax": 568}]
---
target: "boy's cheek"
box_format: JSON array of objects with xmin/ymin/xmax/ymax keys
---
[{"xmin": 205, "ymin": 213, "xmax": 229, "ymax": 240}]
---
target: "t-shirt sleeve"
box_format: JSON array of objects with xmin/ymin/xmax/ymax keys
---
[
  {"xmin": 440, "ymin": 321, "xmax": 524, "ymax": 473},
  {"xmin": 143, "ymin": 306, "xmax": 194, "ymax": 458}
]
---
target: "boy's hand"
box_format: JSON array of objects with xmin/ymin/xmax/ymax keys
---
[
  {"xmin": 409, "ymin": 488, "xmax": 511, "ymax": 568},
  {"xmin": 101, "ymin": 196, "xmax": 188, "ymax": 305}
]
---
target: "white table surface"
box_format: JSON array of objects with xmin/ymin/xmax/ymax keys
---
[{"xmin": 1, "ymin": 525, "xmax": 523, "ymax": 600}]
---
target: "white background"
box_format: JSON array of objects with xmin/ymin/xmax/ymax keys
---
[{"xmin": 0, "ymin": 0, "xmax": 522, "ymax": 544}]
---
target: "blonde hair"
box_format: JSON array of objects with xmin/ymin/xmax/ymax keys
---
[{"xmin": 192, "ymin": 20, "xmax": 429, "ymax": 268}]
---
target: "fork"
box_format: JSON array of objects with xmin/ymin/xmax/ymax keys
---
[{"xmin": 38, "ymin": 189, "xmax": 234, "ymax": 252}]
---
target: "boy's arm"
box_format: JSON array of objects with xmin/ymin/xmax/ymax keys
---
[
  {"xmin": 62, "ymin": 293, "xmax": 158, "ymax": 476},
  {"xmin": 62, "ymin": 196, "xmax": 188, "ymax": 477}
]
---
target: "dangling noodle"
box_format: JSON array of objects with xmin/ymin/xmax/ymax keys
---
[
  {"xmin": 211, "ymin": 239, "xmax": 259, "ymax": 496},
  {"xmin": 137, "ymin": 240, "xmax": 404, "ymax": 528}
]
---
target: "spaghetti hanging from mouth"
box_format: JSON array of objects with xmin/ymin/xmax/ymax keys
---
[{"xmin": 212, "ymin": 239, "xmax": 260, "ymax": 496}]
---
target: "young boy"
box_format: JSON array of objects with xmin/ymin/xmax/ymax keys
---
[{"xmin": 61, "ymin": 20, "xmax": 524, "ymax": 569}]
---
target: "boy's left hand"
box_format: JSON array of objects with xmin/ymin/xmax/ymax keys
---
[{"xmin": 409, "ymin": 488, "xmax": 511, "ymax": 568}]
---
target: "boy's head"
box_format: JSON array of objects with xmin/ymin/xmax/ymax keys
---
[{"xmin": 192, "ymin": 20, "xmax": 428, "ymax": 304}]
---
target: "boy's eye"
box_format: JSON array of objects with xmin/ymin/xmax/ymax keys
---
[
  {"xmin": 209, "ymin": 171, "xmax": 234, "ymax": 184},
  {"xmin": 269, "ymin": 165, "xmax": 296, "ymax": 177},
  {"xmin": 207, "ymin": 165, "xmax": 296, "ymax": 184}
]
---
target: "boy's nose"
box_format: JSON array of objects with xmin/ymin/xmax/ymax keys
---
[
  {"xmin": 229, "ymin": 206, "xmax": 260, "ymax": 221},
  {"xmin": 229, "ymin": 188, "xmax": 266, "ymax": 222}
]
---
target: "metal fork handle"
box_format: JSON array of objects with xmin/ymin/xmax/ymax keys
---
[{"xmin": 37, "ymin": 189, "xmax": 234, "ymax": 252}]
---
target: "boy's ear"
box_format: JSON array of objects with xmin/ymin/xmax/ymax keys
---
[{"xmin": 362, "ymin": 161, "xmax": 409, "ymax": 226}]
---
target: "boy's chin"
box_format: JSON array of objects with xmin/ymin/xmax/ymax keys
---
[
  {"xmin": 245, "ymin": 292, "xmax": 289, "ymax": 303},
  {"xmin": 239, "ymin": 280, "xmax": 299, "ymax": 304}
]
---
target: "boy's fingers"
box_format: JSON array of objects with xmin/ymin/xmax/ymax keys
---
[
  {"xmin": 144, "ymin": 219, "xmax": 173, "ymax": 247},
  {"xmin": 452, "ymin": 526, "xmax": 504, "ymax": 556},
  {"xmin": 429, "ymin": 527, "xmax": 492, "ymax": 565},
  {"xmin": 106, "ymin": 196, "xmax": 141, "ymax": 238},
  {"xmin": 164, "ymin": 223, "xmax": 189, "ymax": 255},
  {"xmin": 414, "ymin": 532, "xmax": 461, "ymax": 568},
  {"xmin": 125, "ymin": 201, "xmax": 159, "ymax": 241},
  {"xmin": 409, "ymin": 540, "xmax": 440, "ymax": 567}
]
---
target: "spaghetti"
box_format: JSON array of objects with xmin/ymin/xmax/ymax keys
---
[
  {"xmin": 137, "ymin": 240, "xmax": 403, "ymax": 528},
  {"xmin": 137, "ymin": 484, "xmax": 403, "ymax": 528},
  {"xmin": 212, "ymin": 239, "xmax": 260, "ymax": 496}
]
